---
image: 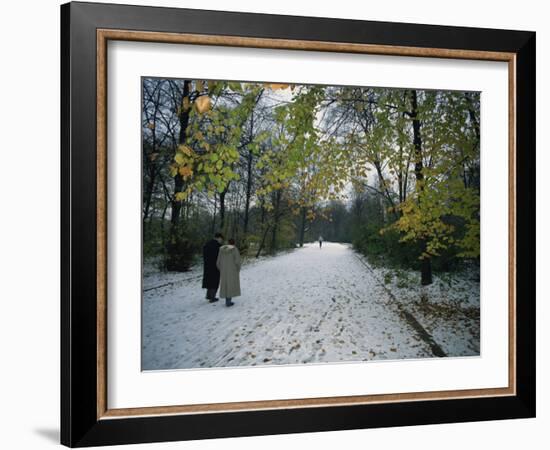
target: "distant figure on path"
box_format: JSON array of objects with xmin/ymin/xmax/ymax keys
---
[
  {"xmin": 202, "ymin": 232, "xmax": 224, "ymax": 303},
  {"xmin": 216, "ymin": 238, "xmax": 241, "ymax": 307},
  {"xmin": 318, "ymin": 235, "xmax": 324, "ymax": 249}
]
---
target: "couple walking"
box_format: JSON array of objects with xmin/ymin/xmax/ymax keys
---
[{"xmin": 202, "ymin": 232, "xmax": 241, "ymax": 307}]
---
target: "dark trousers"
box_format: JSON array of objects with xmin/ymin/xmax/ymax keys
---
[{"xmin": 206, "ymin": 288, "xmax": 217, "ymax": 300}]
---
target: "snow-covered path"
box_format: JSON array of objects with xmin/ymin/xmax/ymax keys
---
[{"xmin": 142, "ymin": 242, "xmax": 434, "ymax": 370}]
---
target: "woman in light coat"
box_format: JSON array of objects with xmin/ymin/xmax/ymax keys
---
[{"xmin": 216, "ymin": 238, "xmax": 241, "ymax": 307}]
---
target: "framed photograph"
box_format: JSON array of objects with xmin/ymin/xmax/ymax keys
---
[{"xmin": 60, "ymin": 1, "xmax": 536, "ymax": 447}]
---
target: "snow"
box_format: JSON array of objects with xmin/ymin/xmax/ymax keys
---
[
  {"xmin": 358, "ymin": 255, "xmax": 480, "ymax": 357},
  {"xmin": 142, "ymin": 242, "xmax": 479, "ymax": 371}
]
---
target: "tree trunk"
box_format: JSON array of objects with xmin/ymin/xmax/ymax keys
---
[
  {"xmin": 142, "ymin": 170, "xmax": 155, "ymax": 237},
  {"xmin": 373, "ymin": 160, "xmax": 398, "ymax": 219},
  {"xmin": 243, "ymin": 150, "xmax": 253, "ymax": 234},
  {"xmin": 160, "ymin": 202, "xmax": 169, "ymax": 247},
  {"xmin": 166, "ymin": 80, "xmax": 191, "ymax": 271},
  {"xmin": 298, "ymin": 206, "xmax": 307, "ymax": 247},
  {"xmin": 464, "ymin": 92, "xmax": 480, "ymax": 143},
  {"xmin": 270, "ymin": 190, "xmax": 282, "ymax": 253},
  {"xmin": 142, "ymin": 84, "xmax": 162, "ymax": 240},
  {"xmin": 464, "ymin": 92, "xmax": 481, "ymax": 189},
  {"xmin": 219, "ymin": 189, "xmax": 227, "ymax": 232},
  {"xmin": 169, "ymin": 80, "xmax": 191, "ymax": 240},
  {"xmin": 260, "ymin": 198, "xmax": 266, "ymax": 225},
  {"xmin": 232, "ymin": 191, "xmax": 241, "ymax": 241},
  {"xmin": 420, "ymin": 254, "xmax": 433, "ymax": 286},
  {"xmin": 210, "ymin": 193, "xmax": 217, "ymax": 234},
  {"xmin": 256, "ymin": 225, "xmax": 271, "ymax": 258},
  {"xmin": 410, "ymin": 89, "xmax": 432, "ymax": 285}
]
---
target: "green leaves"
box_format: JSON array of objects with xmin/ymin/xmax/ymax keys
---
[
  {"xmin": 228, "ymin": 82, "xmax": 243, "ymax": 93},
  {"xmin": 163, "ymin": 79, "xmax": 479, "ymax": 268},
  {"xmin": 174, "ymin": 191, "xmax": 188, "ymax": 202},
  {"xmin": 169, "ymin": 81, "xmax": 260, "ymax": 199},
  {"xmin": 338, "ymin": 87, "xmax": 481, "ymax": 263},
  {"xmin": 387, "ymin": 157, "xmax": 480, "ymax": 259}
]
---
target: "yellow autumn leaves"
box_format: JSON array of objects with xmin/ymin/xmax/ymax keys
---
[
  {"xmin": 265, "ymin": 83, "xmax": 291, "ymax": 91},
  {"xmin": 177, "ymin": 144, "xmax": 193, "ymax": 157},
  {"xmin": 178, "ymin": 82, "xmax": 289, "ymax": 119},
  {"xmin": 178, "ymin": 166, "xmax": 193, "ymax": 178},
  {"xmin": 180, "ymin": 94, "xmax": 212, "ymax": 115},
  {"xmin": 171, "ymin": 144, "xmax": 195, "ymax": 184},
  {"xmin": 195, "ymin": 95, "xmax": 212, "ymax": 114},
  {"xmin": 168, "ymin": 80, "xmax": 301, "ymax": 204}
]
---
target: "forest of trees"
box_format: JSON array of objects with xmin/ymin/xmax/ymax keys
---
[{"xmin": 142, "ymin": 79, "xmax": 480, "ymax": 285}]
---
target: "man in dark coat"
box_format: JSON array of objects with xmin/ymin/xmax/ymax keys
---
[{"xmin": 202, "ymin": 232, "xmax": 223, "ymax": 303}]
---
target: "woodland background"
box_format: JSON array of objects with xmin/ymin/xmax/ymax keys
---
[{"xmin": 142, "ymin": 79, "xmax": 480, "ymax": 285}]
